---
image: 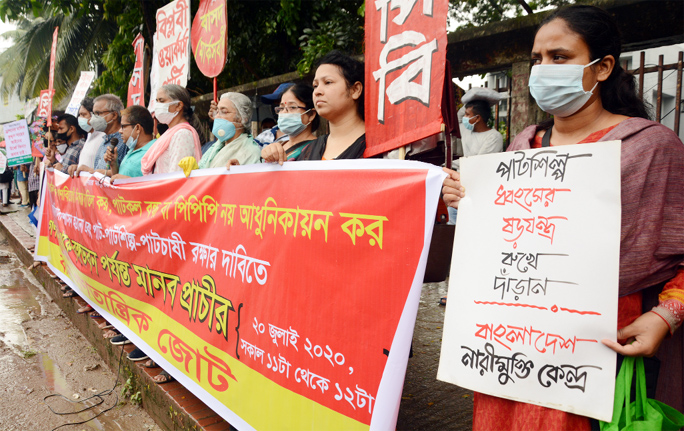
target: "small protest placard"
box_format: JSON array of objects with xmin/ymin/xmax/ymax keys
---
[
  {"xmin": 2, "ymin": 119, "xmax": 34, "ymax": 166},
  {"xmin": 438, "ymin": 141, "xmax": 621, "ymax": 422}
]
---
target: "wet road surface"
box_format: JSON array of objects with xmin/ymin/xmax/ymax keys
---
[
  {"xmin": 397, "ymin": 280, "xmax": 474, "ymax": 430},
  {"xmin": 0, "ymin": 225, "xmax": 161, "ymax": 431}
]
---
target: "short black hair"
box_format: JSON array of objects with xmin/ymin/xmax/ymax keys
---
[
  {"xmin": 121, "ymin": 105, "xmax": 154, "ymax": 135},
  {"xmin": 80, "ymin": 97, "xmax": 94, "ymax": 113},
  {"xmin": 284, "ymin": 82, "xmax": 320, "ymax": 132},
  {"xmin": 316, "ymin": 50, "xmax": 365, "ymax": 120},
  {"xmin": 465, "ymin": 100, "xmax": 492, "ymax": 124},
  {"xmin": 56, "ymin": 113, "xmax": 87, "ymax": 138}
]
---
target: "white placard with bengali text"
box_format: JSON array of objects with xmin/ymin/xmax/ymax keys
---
[
  {"xmin": 2, "ymin": 119, "xmax": 34, "ymax": 166},
  {"xmin": 437, "ymin": 141, "xmax": 621, "ymax": 422},
  {"xmin": 154, "ymin": 0, "xmax": 191, "ymax": 95},
  {"xmin": 65, "ymin": 71, "xmax": 96, "ymax": 116}
]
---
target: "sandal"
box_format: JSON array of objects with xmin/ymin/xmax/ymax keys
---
[
  {"xmin": 63, "ymin": 290, "xmax": 78, "ymax": 298},
  {"xmin": 89, "ymin": 312, "xmax": 102, "ymax": 319},
  {"xmin": 144, "ymin": 360, "xmax": 160, "ymax": 369},
  {"xmin": 98, "ymin": 321, "xmax": 114, "ymax": 330},
  {"xmin": 77, "ymin": 305, "xmax": 93, "ymax": 314},
  {"xmin": 154, "ymin": 370, "xmax": 175, "ymax": 384},
  {"xmin": 438, "ymin": 297, "xmax": 447, "ymax": 306},
  {"xmin": 103, "ymin": 329, "xmax": 120, "ymax": 339}
]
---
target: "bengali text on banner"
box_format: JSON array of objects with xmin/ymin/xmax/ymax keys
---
[{"xmin": 34, "ymin": 160, "xmax": 446, "ymax": 430}]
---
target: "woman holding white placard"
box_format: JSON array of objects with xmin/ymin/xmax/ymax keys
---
[{"xmin": 442, "ymin": 5, "xmax": 684, "ymax": 430}]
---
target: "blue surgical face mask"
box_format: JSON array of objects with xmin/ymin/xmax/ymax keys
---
[
  {"xmin": 462, "ymin": 115, "xmax": 476, "ymax": 132},
  {"xmin": 277, "ymin": 110, "xmax": 312, "ymax": 137},
  {"xmin": 78, "ymin": 117, "xmax": 93, "ymax": 133},
  {"xmin": 529, "ymin": 58, "xmax": 600, "ymax": 117},
  {"xmin": 126, "ymin": 128, "xmax": 138, "ymax": 150},
  {"xmin": 212, "ymin": 118, "xmax": 237, "ymax": 142}
]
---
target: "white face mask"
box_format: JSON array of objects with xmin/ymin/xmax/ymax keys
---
[
  {"xmin": 155, "ymin": 101, "xmax": 180, "ymax": 124},
  {"xmin": 528, "ymin": 58, "xmax": 600, "ymax": 117},
  {"xmin": 56, "ymin": 143, "xmax": 68, "ymax": 154},
  {"xmin": 89, "ymin": 114, "xmax": 110, "ymax": 132}
]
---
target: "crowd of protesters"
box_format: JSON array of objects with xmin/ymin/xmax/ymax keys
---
[{"xmin": 11, "ymin": 4, "xmax": 684, "ymax": 428}]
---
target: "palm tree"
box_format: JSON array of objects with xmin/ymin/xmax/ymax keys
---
[{"xmin": 0, "ymin": 4, "xmax": 117, "ymax": 105}]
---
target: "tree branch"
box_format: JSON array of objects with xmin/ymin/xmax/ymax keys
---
[{"xmin": 516, "ymin": 0, "xmax": 534, "ymax": 15}]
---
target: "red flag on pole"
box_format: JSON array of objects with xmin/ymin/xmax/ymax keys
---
[
  {"xmin": 37, "ymin": 90, "xmax": 55, "ymax": 122},
  {"xmin": 364, "ymin": 0, "xmax": 448, "ymax": 157},
  {"xmin": 127, "ymin": 33, "xmax": 146, "ymax": 107},
  {"xmin": 46, "ymin": 27, "xmax": 59, "ymax": 126}
]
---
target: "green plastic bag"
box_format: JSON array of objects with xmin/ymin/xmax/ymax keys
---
[{"xmin": 600, "ymin": 356, "xmax": 684, "ymax": 431}]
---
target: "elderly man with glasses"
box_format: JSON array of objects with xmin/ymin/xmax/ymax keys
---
[{"xmin": 75, "ymin": 94, "xmax": 128, "ymax": 176}]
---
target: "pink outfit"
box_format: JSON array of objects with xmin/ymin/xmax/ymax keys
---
[{"xmin": 141, "ymin": 123, "xmax": 202, "ymax": 175}]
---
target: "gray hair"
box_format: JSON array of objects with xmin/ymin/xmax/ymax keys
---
[
  {"xmin": 220, "ymin": 92, "xmax": 252, "ymax": 130},
  {"xmin": 93, "ymin": 94, "xmax": 124, "ymax": 118}
]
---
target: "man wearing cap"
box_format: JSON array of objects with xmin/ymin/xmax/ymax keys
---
[
  {"xmin": 452, "ymin": 87, "xmax": 504, "ymax": 172},
  {"xmin": 254, "ymin": 83, "xmax": 294, "ymax": 147}
]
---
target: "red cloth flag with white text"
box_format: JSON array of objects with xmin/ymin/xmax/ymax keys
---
[
  {"xmin": 127, "ymin": 34, "xmax": 146, "ymax": 107},
  {"xmin": 364, "ymin": 0, "xmax": 448, "ymax": 157},
  {"xmin": 46, "ymin": 27, "xmax": 59, "ymax": 126}
]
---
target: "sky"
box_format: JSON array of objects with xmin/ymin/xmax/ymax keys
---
[{"xmin": 0, "ymin": 19, "xmax": 16, "ymax": 52}]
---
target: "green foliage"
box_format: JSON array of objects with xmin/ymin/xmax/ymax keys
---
[
  {"xmin": 0, "ymin": 0, "xmax": 365, "ymax": 103},
  {"xmin": 21, "ymin": 348, "xmax": 37, "ymax": 359},
  {"xmin": 296, "ymin": 2, "xmax": 364, "ymax": 75},
  {"xmin": 449, "ymin": 0, "xmax": 575, "ymax": 29},
  {"xmin": 129, "ymin": 390, "xmax": 142, "ymax": 406},
  {"xmin": 121, "ymin": 373, "xmax": 141, "ymax": 406}
]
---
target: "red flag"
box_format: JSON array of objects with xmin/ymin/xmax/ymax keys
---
[
  {"xmin": 364, "ymin": 0, "xmax": 448, "ymax": 157},
  {"xmin": 46, "ymin": 27, "xmax": 59, "ymax": 126},
  {"xmin": 37, "ymin": 90, "xmax": 55, "ymax": 123},
  {"xmin": 191, "ymin": 0, "xmax": 227, "ymax": 78},
  {"xmin": 127, "ymin": 33, "xmax": 146, "ymax": 107}
]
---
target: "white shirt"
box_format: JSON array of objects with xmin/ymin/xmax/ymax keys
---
[
  {"xmin": 78, "ymin": 131, "xmax": 106, "ymax": 168},
  {"xmin": 452, "ymin": 126, "xmax": 503, "ymax": 171}
]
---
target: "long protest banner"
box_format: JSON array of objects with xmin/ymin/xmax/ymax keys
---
[
  {"xmin": 437, "ymin": 142, "xmax": 621, "ymax": 421},
  {"xmin": 35, "ymin": 161, "xmax": 446, "ymax": 430}
]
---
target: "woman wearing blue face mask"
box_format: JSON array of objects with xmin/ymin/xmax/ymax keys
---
[
  {"xmin": 261, "ymin": 51, "xmax": 366, "ymax": 164},
  {"xmin": 199, "ymin": 92, "xmax": 261, "ymax": 168},
  {"xmin": 103, "ymin": 106, "xmax": 157, "ymax": 181},
  {"xmin": 261, "ymin": 83, "xmax": 319, "ymax": 162},
  {"xmin": 443, "ymin": 5, "xmax": 684, "ymax": 431}
]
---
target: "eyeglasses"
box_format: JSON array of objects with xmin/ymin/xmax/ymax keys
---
[
  {"xmin": 93, "ymin": 110, "xmax": 114, "ymax": 116},
  {"xmin": 121, "ymin": 123, "xmax": 134, "ymax": 129},
  {"xmin": 274, "ymin": 105, "xmax": 306, "ymax": 114}
]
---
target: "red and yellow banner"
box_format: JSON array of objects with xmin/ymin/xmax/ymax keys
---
[
  {"xmin": 35, "ymin": 161, "xmax": 445, "ymax": 430},
  {"xmin": 364, "ymin": 0, "xmax": 448, "ymax": 157}
]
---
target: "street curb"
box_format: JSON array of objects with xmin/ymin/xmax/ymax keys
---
[{"xmin": 0, "ymin": 214, "xmax": 233, "ymax": 431}]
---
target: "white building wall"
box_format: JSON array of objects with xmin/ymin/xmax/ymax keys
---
[{"xmin": 0, "ymin": 77, "xmax": 26, "ymax": 137}]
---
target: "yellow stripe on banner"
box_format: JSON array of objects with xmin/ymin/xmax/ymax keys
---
[{"xmin": 41, "ymin": 238, "xmax": 369, "ymax": 431}]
